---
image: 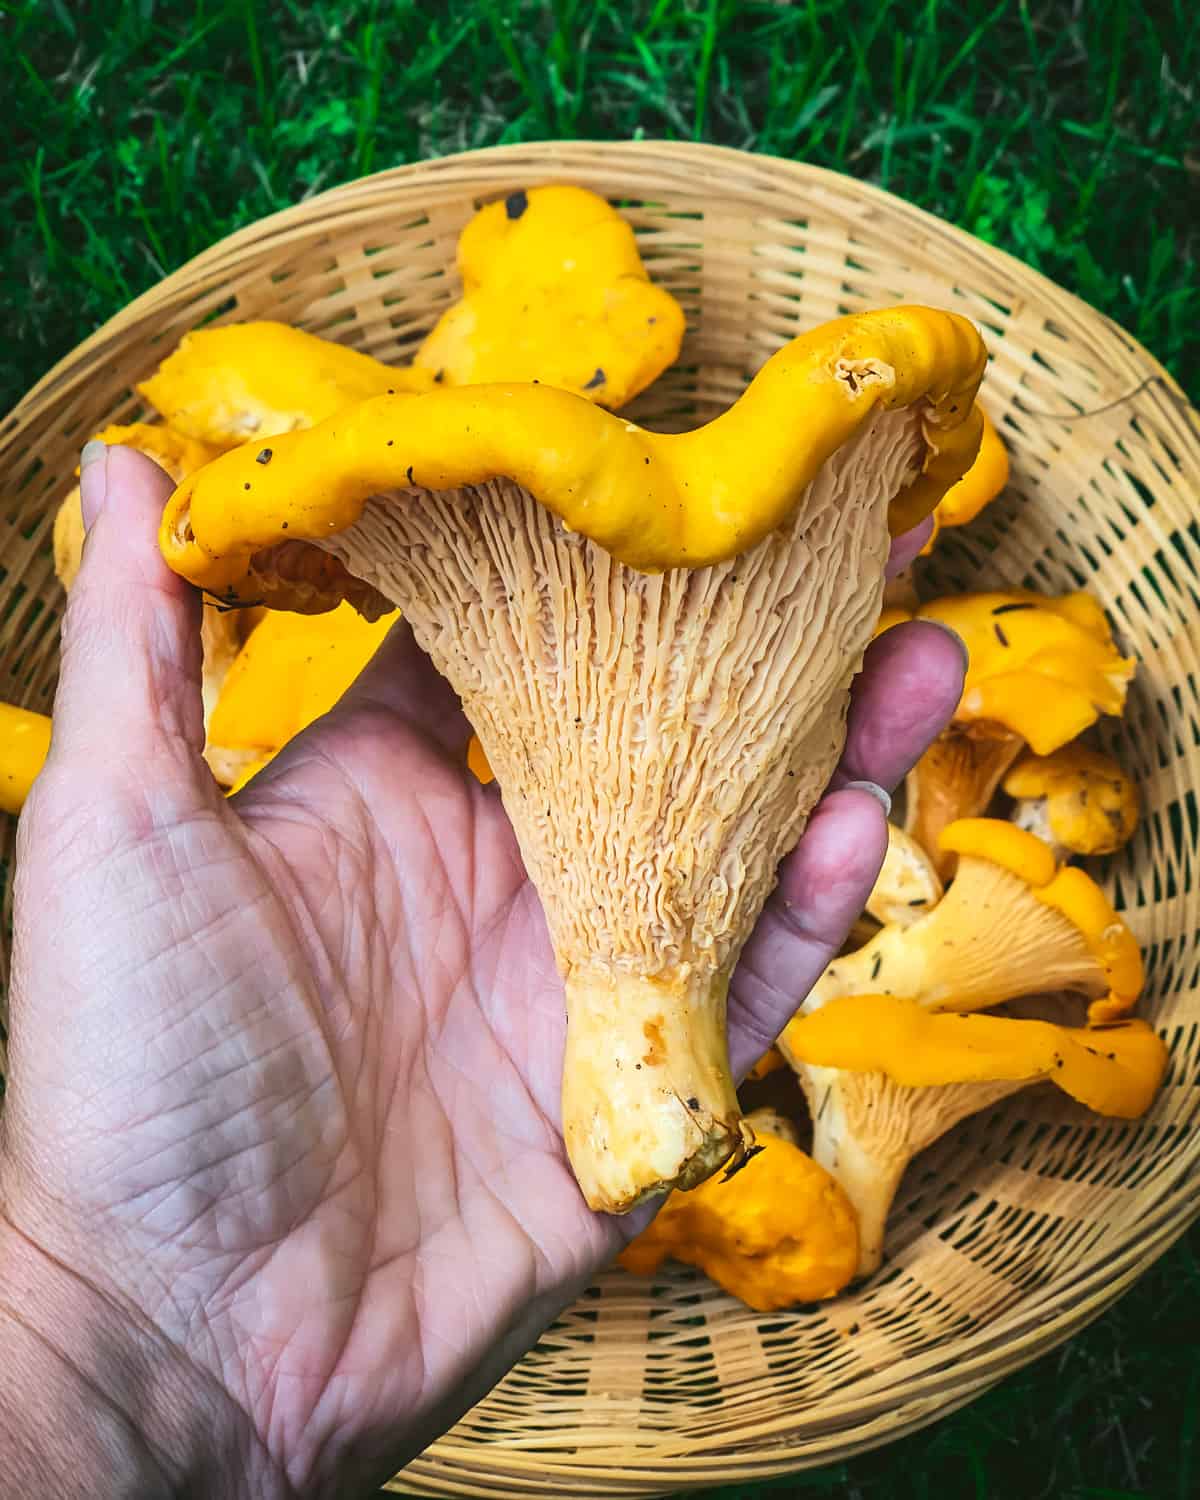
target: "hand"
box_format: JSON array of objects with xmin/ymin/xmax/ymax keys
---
[{"xmin": 0, "ymin": 448, "xmax": 962, "ymax": 1497}]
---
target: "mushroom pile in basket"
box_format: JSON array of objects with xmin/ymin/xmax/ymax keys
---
[{"xmin": 1, "ymin": 185, "xmax": 1167, "ymax": 1309}]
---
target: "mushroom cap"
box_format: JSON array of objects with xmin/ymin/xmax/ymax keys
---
[
  {"xmin": 919, "ymin": 402, "xmax": 1008, "ymax": 553},
  {"xmin": 901, "ymin": 588, "xmax": 1134, "ymax": 870},
  {"xmin": 161, "ymin": 305, "xmax": 987, "ymax": 604},
  {"xmin": 785, "ymin": 993, "xmax": 1167, "ymax": 1117},
  {"xmin": 414, "ymin": 185, "xmax": 686, "ymax": 410},
  {"xmin": 920, "ymin": 590, "xmax": 1134, "ymax": 753},
  {"xmin": 138, "ymin": 321, "xmax": 433, "ymax": 446},
  {"xmin": 617, "ymin": 1120, "xmax": 860, "ymax": 1309},
  {"xmin": 208, "ymin": 601, "xmax": 395, "ymax": 758},
  {"xmin": 941, "ymin": 819, "xmax": 1144, "ymax": 1020},
  {"xmin": 0, "ymin": 701, "xmax": 52, "ymax": 817},
  {"xmin": 1004, "ymin": 744, "xmax": 1139, "ymax": 858}
]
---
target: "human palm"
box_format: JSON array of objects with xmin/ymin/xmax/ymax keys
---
[{"xmin": 0, "ymin": 448, "xmax": 963, "ymax": 1497}]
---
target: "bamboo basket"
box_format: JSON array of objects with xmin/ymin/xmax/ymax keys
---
[{"xmin": 1, "ymin": 141, "xmax": 1198, "ymax": 1499}]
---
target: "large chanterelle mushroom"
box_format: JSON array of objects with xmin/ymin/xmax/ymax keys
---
[{"xmin": 160, "ymin": 305, "xmax": 987, "ymax": 1212}]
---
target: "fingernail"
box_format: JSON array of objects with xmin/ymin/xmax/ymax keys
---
[
  {"xmin": 923, "ymin": 618, "xmax": 970, "ymax": 675},
  {"xmin": 843, "ymin": 779, "xmax": 892, "ymax": 816},
  {"xmin": 79, "ymin": 441, "xmax": 108, "ymax": 529}
]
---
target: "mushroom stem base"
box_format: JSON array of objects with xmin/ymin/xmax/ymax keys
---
[{"xmin": 563, "ymin": 965, "xmax": 750, "ymax": 1214}]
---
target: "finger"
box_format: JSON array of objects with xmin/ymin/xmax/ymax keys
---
[
  {"xmin": 728, "ymin": 787, "xmax": 889, "ymax": 1075},
  {"xmin": 831, "ymin": 618, "xmax": 966, "ymax": 793},
  {"xmin": 48, "ymin": 443, "xmax": 206, "ymax": 774},
  {"xmin": 885, "ymin": 515, "xmax": 935, "ymax": 578},
  {"xmin": 319, "ymin": 616, "xmax": 474, "ymax": 758}
]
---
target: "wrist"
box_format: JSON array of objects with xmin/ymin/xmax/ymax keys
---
[{"xmin": 0, "ymin": 1211, "xmax": 291, "ymax": 1499}]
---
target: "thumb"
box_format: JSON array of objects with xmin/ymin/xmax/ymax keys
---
[{"xmin": 47, "ymin": 441, "xmax": 207, "ymax": 782}]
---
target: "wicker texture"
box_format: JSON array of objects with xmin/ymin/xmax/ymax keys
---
[{"xmin": 1, "ymin": 141, "xmax": 1198, "ymax": 1498}]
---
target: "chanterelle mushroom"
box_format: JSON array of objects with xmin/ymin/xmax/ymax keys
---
[
  {"xmin": 892, "ymin": 590, "xmax": 1135, "ymax": 876},
  {"xmin": 206, "ymin": 601, "xmax": 396, "ymax": 788},
  {"xmin": 138, "ymin": 321, "xmax": 434, "ymax": 446},
  {"xmin": 781, "ymin": 818, "xmax": 1143, "ymax": 1043},
  {"xmin": 780, "ymin": 992, "xmax": 1167, "ymax": 1275},
  {"xmin": 617, "ymin": 1109, "xmax": 860, "ymax": 1308},
  {"xmin": 414, "ymin": 185, "xmax": 685, "ymax": 408},
  {"xmin": 0, "ymin": 701, "xmax": 52, "ymax": 817},
  {"xmin": 919, "ymin": 402, "xmax": 1008, "ymax": 554},
  {"xmin": 1003, "ymin": 744, "xmax": 1139, "ymax": 861},
  {"xmin": 160, "ymin": 305, "xmax": 986, "ymax": 1212},
  {"xmin": 867, "ymin": 822, "xmax": 944, "ymax": 927}
]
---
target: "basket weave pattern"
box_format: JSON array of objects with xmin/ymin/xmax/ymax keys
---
[{"xmin": 1, "ymin": 142, "xmax": 1198, "ymax": 1498}]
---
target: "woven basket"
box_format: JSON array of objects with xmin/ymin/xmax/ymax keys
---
[{"xmin": 2, "ymin": 141, "xmax": 1198, "ymax": 1498}]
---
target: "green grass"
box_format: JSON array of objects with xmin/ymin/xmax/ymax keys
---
[
  {"xmin": 2, "ymin": 2, "xmax": 1198, "ymax": 1496},
  {"xmin": 1, "ymin": 0, "xmax": 1196, "ymax": 409}
]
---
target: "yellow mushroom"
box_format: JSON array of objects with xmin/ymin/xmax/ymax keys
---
[
  {"xmin": 744, "ymin": 1047, "xmax": 786, "ymax": 1080},
  {"xmin": 1003, "ymin": 744, "xmax": 1139, "ymax": 861},
  {"xmin": 0, "ymin": 702, "xmax": 52, "ymax": 816},
  {"xmin": 867, "ymin": 823, "xmax": 943, "ymax": 927},
  {"xmin": 781, "ymin": 818, "xmax": 1143, "ymax": 1042},
  {"xmin": 467, "ymin": 735, "xmax": 494, "ymax": 785},
  {"xmin": 159, "ymin": 305, "xmax": 986, "ymax": 1213},
  {"xmin": 895, "ymin": 590, "xmax": 1134, "ymax": 875},
  {"xmin": 206, "ymin": 601, "xmax": 396, "ymax": 787},
  {"xmin": 414, "ymin": 185, "xmax": 685, "ymax": 409},
  {"xmin": 617, "ymin": 1110, "xmax": 860, "ymax": 1309},
  {"xmin": 138, "ymin": 321, "xmax": 433, "ymax": 446},
  {"xmin": 780, "ymin": 992, "xmax": 1167, "ymax": 1275},
  {"xmin": 919, "ymin": 403, "xmax": 1009, "ymax": 554}
]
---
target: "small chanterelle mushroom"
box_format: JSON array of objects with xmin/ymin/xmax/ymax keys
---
[
  {"xmin": 414, "ymin": 185, "xmax": 686, "ymax": 408},
  {"xmin": 617, "ymin": 1108, "xmax": 860, "ymax": 1309},
  {"xmin": 159, "ymin": 304, "xmax": 987, "ymax": 1212},
  {"xmin": 887, "ymin": 589, "xmax": 1135, "ymax": 876},
  {"xmin": 1003, "ymin": 744, "xmax": 1139, "ymax": 861},
  {"xmin": 0, "ymin": 701, "xmax": 52, "ymax": 817},
  {"xmin": 780, "ymin": 993, "xmax": 1167, "ymax": 1276},
  {"xmin": 919, "ymin": 402, "xmax": 1008, "ymax": 554},
  {"xmin": 781, "ymin": 818, "xmax": 1143, "ymax": 1042},
  {"xmin": 205, "ymin": 601, "xmax": 397, "ymax": 790},
  {"xmin": 138, "ymin": 322, "xmax": 434, "ymax": 446}
]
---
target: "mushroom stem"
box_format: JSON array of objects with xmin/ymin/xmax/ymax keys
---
[
  {"xmin": 805, "ymin": 1073, "xmax": 906, "ymax": 1277},
  {"xmin": 562, "ymin": 965, "xmax": 751, "ymax": 1214}
]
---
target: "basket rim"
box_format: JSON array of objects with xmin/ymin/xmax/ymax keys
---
[{"xmin": 4, "ymin": 138, "xmax": 1200, "ymax": 1497}]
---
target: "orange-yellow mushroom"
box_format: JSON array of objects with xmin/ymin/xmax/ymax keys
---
[
  {"xmin": 158, "ymin": 306, "xmax": 987, "ymax": 1213},
  {"xmin": 781, "ymin": 992, "xmax": 1166, "ymax": 1274},
  {"xmin": 414, "ymin": 185, "xmax": 686, "ymax": 410},
  {"xmin": 1003, "ymin": 743, "xmax": 1139, "ymax": 860},
  {"xmin": 618, "ymin": 1110, "xmax": 860, "ymax": 1309}
]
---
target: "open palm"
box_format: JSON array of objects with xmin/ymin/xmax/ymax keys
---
[{"xmin": 0, "ymin": 448, "xmax": 963, "ymax": 1497}]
